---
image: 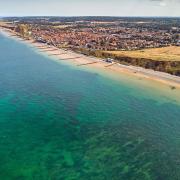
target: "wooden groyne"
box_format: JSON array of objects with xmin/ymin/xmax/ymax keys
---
[
  {"xmin": 34, "ymin": 46, "xmax": 47, "ymax": 48},
  {"xmin": 77, "ymin": 61, "xmax": 98, "ymax": 66},
  {"xmin": 105, "ymin": 62, "xmax": 118, "ymax": 67},
  {"xmin": 45, "ymin": 49, "xmax": 58, "ymax": 52},
  {"xmin": 58, "ymin": 53, "xmax": 68, "ymax": 55},
  {"xmin": 37, "ymin": 47, "xmax": 50, "ymax": 49},
  {"xmin": 38, "ymin": 49, "xmax": 51, "ymax": 52},
  {"xmin": 48, "ymin": 53, "xmax": 62, "ymax": 56},
  {"xmin": 59, "ymin": 57, "xmax": 81, "ymax": 61},
  {"xmin": 40, "ymin": 49, "xmax": 57, "ymax": 52},
  {"xmin": 18, "ymin": 39, "xmax": 26, "ymax": 41},
  {"xmin": 10, "ymin": 35, "xmax": 18, "ymax": 37}
]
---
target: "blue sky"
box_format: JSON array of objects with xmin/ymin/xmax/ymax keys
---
[{"xmin": 0, "ymin": 0, "xmax": 179, "ymax": 17}]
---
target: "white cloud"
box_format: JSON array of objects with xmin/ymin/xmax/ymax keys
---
[{"xmin": 159, "ymin": 1, "xmax": 167, "ymax": 6}]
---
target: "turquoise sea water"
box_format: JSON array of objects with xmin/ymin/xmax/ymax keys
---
[{"xmin": 0, "ymin": 32, "xmax": 180, "ymax": 180}]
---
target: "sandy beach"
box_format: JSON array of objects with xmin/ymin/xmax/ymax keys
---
[{"xmin": 1, "ymin": 27, "xmax": 180, "ymax": 89}]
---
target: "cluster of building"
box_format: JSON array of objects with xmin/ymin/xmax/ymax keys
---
[{"xmin": 15, "ymin": 21, "xmax": 180, "ymax": 50}]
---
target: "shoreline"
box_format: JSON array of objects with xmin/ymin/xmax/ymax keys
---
[{"xmin": 1, "ymin": 27, "xmax": 180, "ymax": 89}]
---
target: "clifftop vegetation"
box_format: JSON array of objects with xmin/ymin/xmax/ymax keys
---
[{"xmin": 74, "ymin": 47, "xmax": 180, "ymax": 76}]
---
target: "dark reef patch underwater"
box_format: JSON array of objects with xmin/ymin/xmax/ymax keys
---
[{"xmin": 0, "ymin": 33, "xmax": 180, "ymax": 180}]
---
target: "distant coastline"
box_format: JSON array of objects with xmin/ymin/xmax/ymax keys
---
[{"xmin": 1, "ymin": 27, "xmax": 180, "ymax": 89}]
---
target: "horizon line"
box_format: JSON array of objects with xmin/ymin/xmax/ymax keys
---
[{"xmin": 1, "ymin": 15, "xmax": 180, "ymax": 18}]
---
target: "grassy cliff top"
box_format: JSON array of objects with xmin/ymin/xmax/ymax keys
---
[{"xmin": 104, "ymin": 46, "xmax": 180, "ymax": 61}]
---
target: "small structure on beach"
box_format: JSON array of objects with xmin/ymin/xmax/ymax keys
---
[{"xmin": 104, "ymin": 58, "xmax": 113, "ymax": 63}]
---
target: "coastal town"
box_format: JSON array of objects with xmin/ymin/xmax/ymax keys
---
[
  {"xmin": 6, "ymin": 17, "xmax": 180, "ymax": 51},
  {"xmin": 1, "ymin": 17, "xmax": 180, "ymax": 76}
]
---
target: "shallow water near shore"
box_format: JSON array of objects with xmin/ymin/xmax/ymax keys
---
[{"xmin": 0, "ymin": 32, "xmax": 180, "ymax": 180}]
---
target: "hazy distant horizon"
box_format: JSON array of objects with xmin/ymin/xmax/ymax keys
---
[{"xmin": 1, "ymin": 15, "xmax": 180, "ymax": 18}]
